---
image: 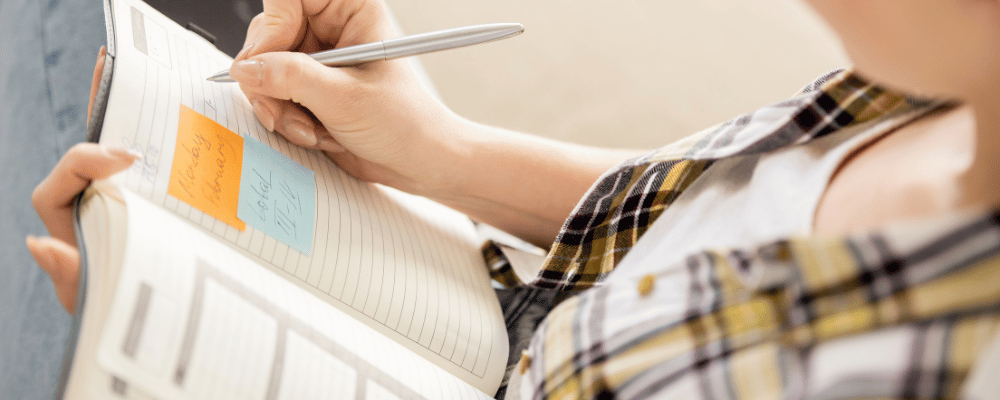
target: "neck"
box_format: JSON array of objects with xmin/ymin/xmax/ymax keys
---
[{"xmin": 961, "ymin": 85, "xmax": 1000, "ymax": 209}]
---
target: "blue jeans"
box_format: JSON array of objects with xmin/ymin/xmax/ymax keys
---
[{"xmin": 0, "ymin": 0, "xmax": 105, "ymax": 398}]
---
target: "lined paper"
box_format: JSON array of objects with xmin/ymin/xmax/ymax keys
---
[
  {"xmin": 97, "ymin": 0, "xmax": 507, "ymax": 392},
  {"xmin": 92, "ymin": 189, "xmax": 495, "ymax": 400}
]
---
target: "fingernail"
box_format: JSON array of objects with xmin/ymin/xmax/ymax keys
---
[
  {"xmin": 235, "ymin": 42, "xmax": 255, "ymax": 61},
  {"xmin": 283, "ymin": 118, "xmax": 318, "ymax": 147},
  {"xmin": 230, "ymin": 59, "xmax": 264, "ymax": 87},
  {"xmin": 317, "ymin": 135, "xmax": 345, "ymax": 152},
  {"xmin": 105, "ymin": 147, "xmax": 143, "ymax": 161},
  {"xmin": 252, "ymin": 100, "xmax": 276, "ymax": 131}
]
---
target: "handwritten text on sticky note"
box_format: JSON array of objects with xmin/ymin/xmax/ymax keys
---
[
  {"xmin": 237, "ymin": 137, "xmax": 316, "ymax": 255},
  {"xmin": 169, "ymin": 104, "xmax": 246, "ymax": 230}
]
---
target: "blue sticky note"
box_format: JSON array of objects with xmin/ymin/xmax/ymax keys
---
[{"xmin": 237, "ymin": 137, "xmax": 316, "ymax": 255}]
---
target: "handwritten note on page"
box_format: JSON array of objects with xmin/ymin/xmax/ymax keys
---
[
  {"xmin": 101, "ymin": 0, "xmax": 508, "ymax": 388},
  {"xmin": 238, "ymin": 137, "xmax": 316, "ymax": 255},
  {"xmin": 168, "ymin": 104, "xmax": 245, "ymax": 230}
]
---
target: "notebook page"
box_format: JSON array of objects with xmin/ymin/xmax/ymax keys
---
[
  {"xmin": 97, "ymin": 0, "xmax": 507, "ymax": 392},
  {"xmin": 94, "ymin": 189, "xmax": 494, "ymax": 400}
]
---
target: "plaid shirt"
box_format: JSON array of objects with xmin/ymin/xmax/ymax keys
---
[{"xmin": 488, "ymin": 70, "xmax": 1000, "ymax": 399}]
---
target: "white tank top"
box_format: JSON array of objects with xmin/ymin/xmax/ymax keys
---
[
  {"xmin": 597, "ymin": 105, "xmax": 1000, "ymax": 397},
  {"xmin": 608, "ymin": 107, "xmax": 925, "ymax": 281}
]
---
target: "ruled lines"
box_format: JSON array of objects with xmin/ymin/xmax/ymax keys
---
[{"xmin": 109, "ymin": 28, "xmax": 495, "ymax": 377}]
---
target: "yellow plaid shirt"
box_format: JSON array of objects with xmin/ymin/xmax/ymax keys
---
[{"xmin": 488, "ymin": 70, "xmax": 1000, "ymax": 399}]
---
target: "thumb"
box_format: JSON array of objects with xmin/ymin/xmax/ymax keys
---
[
  {"xmin": 26, "ymin": 236, "xmax": 81, "ymax": 314},
  {"xmin": 228, "ymin": 52, "xmax": 354, "ymax": 114},
  {"xmin": 238, "ymin": 1, "xmax": 305, "ymax": 60}
]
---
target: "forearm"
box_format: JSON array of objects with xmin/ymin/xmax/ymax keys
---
[{"xmin": 427, "ymin": 117, "xmax": 646, "ymax": 248}]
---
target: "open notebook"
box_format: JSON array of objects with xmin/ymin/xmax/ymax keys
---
[{"xmin": 61, "ymin": 0, "xmax": 509, "ymax": 398}]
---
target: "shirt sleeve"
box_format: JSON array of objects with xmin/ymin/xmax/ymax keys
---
[{"xmin": 522, "ymin": 155, "xmax": 714, "ymax": 291}]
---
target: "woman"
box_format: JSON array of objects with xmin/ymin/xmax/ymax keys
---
[{"xmin": 26, "ymin": 0, "xmax": 1000, "ymax": 398}]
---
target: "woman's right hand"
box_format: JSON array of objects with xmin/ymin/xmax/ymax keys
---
[
  {"xmin": 232, "ymin": 0, "xmax": 645, "ymax": 247},
  {"xmin": 231, "ymin": 0, "xmax": 466, "ymax": 197}
]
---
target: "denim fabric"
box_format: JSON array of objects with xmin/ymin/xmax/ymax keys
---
[{"xmin": 0, "ymin": 0, "xmax": 106, "ymax": 397}]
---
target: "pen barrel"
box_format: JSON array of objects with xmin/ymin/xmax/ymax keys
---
[
  {"xmin": 382, "ymin": 24, "xmax": 522, "ymax": 60},
  {"xmin": 312, "ymin": 42, "xmax": 386, "ymax": 67}
]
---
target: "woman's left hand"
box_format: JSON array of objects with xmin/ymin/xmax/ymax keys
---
[{"xmin": 26, "ymin": 46, "xmax": 140, "ymax": 313}]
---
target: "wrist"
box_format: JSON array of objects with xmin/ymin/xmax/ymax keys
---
[{"xmin": 389, "ymin": 107, "xmax": 477, "ymax": 198}]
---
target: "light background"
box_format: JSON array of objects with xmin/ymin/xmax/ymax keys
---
[{"xmin": 386, "ymin": 0, "xmax": 850, "ymax": 149}]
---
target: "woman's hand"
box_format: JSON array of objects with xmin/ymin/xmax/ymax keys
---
[
  {"xmin": 232, "ymin": 0, "xmax": 463, "ymax": 196},
  {"xmin": 26, "ymin": 47, "xmax": 140, "ymax": 313},
  {"xmin": 230, "ymin": 0, "xmax": 647, "ymax": 247}
]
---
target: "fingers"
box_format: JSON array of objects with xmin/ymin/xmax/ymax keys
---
[
  {"xmin": 26, "ymin": 236, "xmax": 81, "ymax": 314},
  {"xmin": 244, "ymin": 0, "xmax": 305, "ymax": 58},
  {"xmin": 245, "ymin": 88, "xmax": 346, "ymax": 152},
  {"xmin": 231, "ymin": 52, "xmax": 362, "ymax": 147},
  {"xmin": 230, "ymin": 52, "xmax": 355, "ymax": 113},
  {"xmin": 239, "ymin": 0, "xmax": 392, "ymax": 62},
  {"xmin": 244, "ymin": 90, "xmax": 278, "ymax": 131},
  {"xmin": 276, "ymin": 106, "xmax": 347, "ymax": 152},
  {"xmin": 275, "ymin": 104, "xmax": 319, "ymax": 147},
  {"xmin": 32, "ymin": 144, "xmax": 141, "ymax": 245},
  {"xmin": 245, "ymin": 91, "xmax": 318, "ymax": 148},
  {"xmin": 303, "ymin": 0, "xmax": 394, "ymax": 47},
  {"xmin": 244, "ymin": 86, "xmax": 316, "ymax": 147},
  {"xmin": 87, "ymin": 46, "xmax": 107, "ymax": 124},
  {"xmin": 315, "ymin": 124, "xmax": 347, "ymax": 152}
]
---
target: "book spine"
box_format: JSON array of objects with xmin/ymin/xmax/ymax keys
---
[{"xmin": 85, "ymin": 0, "xmax": 117, "ymax": 144}]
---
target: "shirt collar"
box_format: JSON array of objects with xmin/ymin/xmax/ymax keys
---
[{"xmin": 646, "ymin": 69, "xmax": 942, "ymax": 163}]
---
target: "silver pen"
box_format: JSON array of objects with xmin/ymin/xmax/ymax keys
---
[{"xmin": 206, "ymin": 23, "xmax": 524, "ymax": 82}]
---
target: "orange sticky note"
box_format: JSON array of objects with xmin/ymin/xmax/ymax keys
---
[{"xmin": 169, "ymin": 104, "xmax": 246, "ymax": 230}]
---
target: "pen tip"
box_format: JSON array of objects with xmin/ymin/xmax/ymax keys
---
[{"xmin": 205, "ymin": 76, "xmax": 215, "ymax": 82}]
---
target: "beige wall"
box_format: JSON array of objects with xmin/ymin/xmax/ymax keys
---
[{"xmin": 387, "ymin": 0, "xmax": 850, "ymax": 149}]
